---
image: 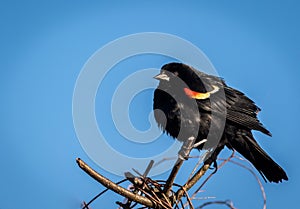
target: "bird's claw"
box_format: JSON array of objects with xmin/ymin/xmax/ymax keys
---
[{"xmin": 209, "ymin": 160, "xmax": 218, "ymax": 174}]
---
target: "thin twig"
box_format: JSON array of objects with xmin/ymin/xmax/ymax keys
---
[
  {"xmin": 143, "ymin": 160, "xmax": 154, "ymax": 177},
  {"xmin": 163, "ymin": 159, "xmax": 184, "ymax": 195},
  {"xmin": 218, "ymin": 158, "xmax": 267, "ymax": 209},
  {"xmin": 153, "ymin": 155, "xmax": 204, "ymax": 169},
  {"xmin": 124, "ymin": 171, "xmax": 173, "ymax": 209},
  {"xmin": 176, "ymin": 163, "xmax": 211, "ymax": 202},
  {"xmin": 192, "ymin": 197, "xmax": 216, "ymax": 200},
  {"xmin": 83, "ymin": 179, "xmax": 128, "ymax": 209},
  {"xmin": 178, "ymin": 151, "xmax": 235, "ymax": 209},
  {"xmin": 82, "ymin": 201, "xmax": 91, "ymax": 209},
  {"xmin": 191, "ymin": 151, "xmax": 235, "ymax": 200},
  {"xmin": 196, "ymin": 200, "xmax": 236, "ymax": 209},
  {"xmin": 188, "ymin": 156, "xmax": 204, "ymax": 181},
  {"xmin": 76, "ymin": 158, "xmax": 155, "ymax": 208},
  {"xmin": 182, "ymin": 187, "xmax": 194, "ymax": 209}
]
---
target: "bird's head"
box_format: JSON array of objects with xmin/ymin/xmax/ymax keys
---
[
  {"xmin": 154, "ymin": 62, "xmax": 220, "ymax": 100},
  {"xmin": 154, "ymin": 63, "xmax": 196, "ymax": 83}
]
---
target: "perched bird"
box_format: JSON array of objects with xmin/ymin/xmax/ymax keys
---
[{"xmin": 153, "ymin": 62, "xmax": 288, "ymax": 183}]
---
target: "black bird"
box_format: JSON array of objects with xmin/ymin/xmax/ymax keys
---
[{"xmin": 153, "ymin": 62, "xmax": 288, "ymax": 183}]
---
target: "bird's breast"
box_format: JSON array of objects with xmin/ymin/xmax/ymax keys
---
[{"xmin": 154, "ymin": 89, "xmax": 211, "ymax": 141}]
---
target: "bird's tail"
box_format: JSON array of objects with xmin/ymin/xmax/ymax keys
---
[{"xmin": 229, "ymin": 131, "xmax": 288, "ymax": 183}]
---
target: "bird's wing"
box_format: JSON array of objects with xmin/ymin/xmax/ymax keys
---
[
  {"xmin": 187, "ymin": 73, "xmax": 271, "ymax": 136},
  {"xmin": 207, "ymin": 85, "xmax": 271, "ymax": 136},
  {"xmin": 223, "ymin": 86, "xmax": 271, "ymax": 136}
]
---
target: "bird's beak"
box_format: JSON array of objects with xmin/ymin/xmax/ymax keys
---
[{"xmin": 153, "ymin": 72, "xmax": 170, "ymax": 81}]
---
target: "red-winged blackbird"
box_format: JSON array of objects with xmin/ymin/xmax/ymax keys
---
[{"xmin": 153, "ymin": 62, "xmax": 288, "ymax": 183}]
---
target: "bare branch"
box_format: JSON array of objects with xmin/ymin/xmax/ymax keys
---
[
  {"xmin": 77, "ymin": 151, "xmax": 264, "ymax": 209},
  {"xmin": 163, "ymin": 159, "xmax": 184, "ymax": 195},
  {"xmin": 76, "ymin": 158, "xmax": 155, "ymax": 208},
  {"xmin": 163, "ymin": 137, "xmax": 196, "ymax": 195}
]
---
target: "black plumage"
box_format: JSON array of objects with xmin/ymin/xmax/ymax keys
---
[{"xmin": 153, "ymin": 62, "xmax": 288, "ymax": 183}]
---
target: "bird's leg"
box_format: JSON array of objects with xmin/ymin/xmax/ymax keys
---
[
  {"xmin": 204, "ymin": 144, "xmax": 225, "ymax": 174},
  {"xmin": 178, "ymin": 136, "xmax": 196, "ymax": 160}
]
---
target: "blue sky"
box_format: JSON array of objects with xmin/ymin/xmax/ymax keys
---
[{"xmin": 1, "ymin": 1, "xmax": 299, "ymax": 208}]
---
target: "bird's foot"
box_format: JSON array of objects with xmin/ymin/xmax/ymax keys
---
[{"xmin": 209, "ymin": 160, "xmax": 218, "ymax": 174}]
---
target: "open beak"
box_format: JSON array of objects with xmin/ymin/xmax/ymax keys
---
[{"xmin": 153, "ymin": 72, "xmax": 170, "ymax": 81}]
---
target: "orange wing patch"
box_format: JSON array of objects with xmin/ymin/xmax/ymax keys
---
[{"xmin": 184, "ymin": 85, "xmax": 219, "ymax": 99}]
